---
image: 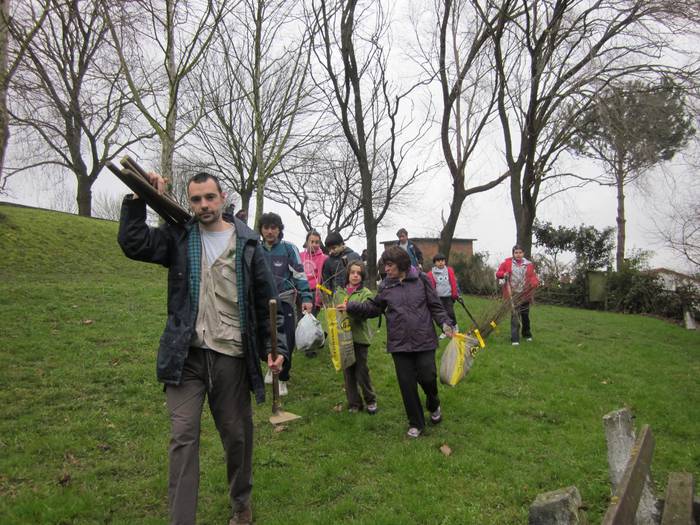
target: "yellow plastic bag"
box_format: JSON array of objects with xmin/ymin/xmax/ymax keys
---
[
  {"xmin": 324, "ymin": 307, "xmax": 356, "ymax": 372},
  {"xmin": 439, "ymin": 333, "xmax": 475, "ymax": 386}
]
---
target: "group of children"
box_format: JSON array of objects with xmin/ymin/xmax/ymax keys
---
[
  {"xmin": 294, "ymin": 226, "xmax": 539, "ymax": 439},
  {"xmin": 295, "ymin": 228, "xmax": 463, "ymax": 438}
]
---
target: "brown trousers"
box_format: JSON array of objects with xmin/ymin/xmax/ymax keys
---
[{"xmin": 165, "ymin": 347, "xmax": 253, "ymax": 525}]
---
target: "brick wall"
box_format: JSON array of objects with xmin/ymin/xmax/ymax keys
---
[{"xmin": 380, "ymin": 238, "xmax": 474, "ymax": 266}]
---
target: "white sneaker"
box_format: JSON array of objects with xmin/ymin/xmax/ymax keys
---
[
  {"xmin": 439, "ymin": 333, "xmax": 446, "ymax": 339},
  {"xmin": 278, "ymin": 381, "xmax": 288, "ymax": 396},
  {"xmin": 264, "ymin": 369, "xmax": 273, "ymax": 384},
  {"xmin": 512, "ymin": 342, "xmax": 520, "ymax": 346},
  {"xmin": 406, "ymin": 427, "xmax": 421, "ymax": 438}
]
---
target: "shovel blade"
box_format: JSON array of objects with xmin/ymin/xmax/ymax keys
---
[{"xmin": 270, "ymin": 410, "xmax": 301, "ymax": 426}]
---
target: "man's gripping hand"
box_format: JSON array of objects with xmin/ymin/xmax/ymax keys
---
[
  {"xmin": 267, "ymin": 353, "xmax": 284, "ymax": 372},
  {"xmin": 133, "ymin": 171, "xmax": 167, "ymax": 199}
]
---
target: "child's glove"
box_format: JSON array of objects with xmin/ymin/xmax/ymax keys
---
[{"xmin": 442, "ymin": 323, "xmax": 454, "ymax": 338}]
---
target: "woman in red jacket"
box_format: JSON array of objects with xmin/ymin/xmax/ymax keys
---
[{"xmin": 495, "ymin": 245, "xmax": 539, "ymax": 345}]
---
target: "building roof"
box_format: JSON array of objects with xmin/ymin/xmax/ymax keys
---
[
  {"xmin": 645, "ymin": 267, "xmax": 700, "ymax": 283},
  {"xmin": 380, "ymin": 237, "xmax": 477, "ymax": 245}
]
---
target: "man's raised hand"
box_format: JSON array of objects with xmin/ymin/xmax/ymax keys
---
[{"xmin": 133, "ymin": 171, "xmax": 166, "ymax": 199}]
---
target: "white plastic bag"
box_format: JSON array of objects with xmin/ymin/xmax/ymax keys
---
[{"xmin": 295, "ymin": 312, "xmax": 325, "ymax": 351}]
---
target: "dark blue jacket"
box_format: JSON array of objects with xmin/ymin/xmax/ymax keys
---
[
  {"xmin": 347, "ymin": 268, "xmax": 453, "ymax": 353},
  {"xmin": 261, "ymin": 238, "xmax": 313, "ymax": 303},
  {"xmin": 117, "ymin": 196, "xmax": 288, "ymax": 404},
  {"xmin": 396, "ymin": 240, "xmax": 423, "ymax": 268},
  {"xmin": 321, "ymin": 247, "xmax": 361, "ymax": 292}
]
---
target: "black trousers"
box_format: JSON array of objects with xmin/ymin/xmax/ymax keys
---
[
  {"xmin": 510, "ymin": 301, "xmax": 532, "ymax": 342},
  {"xmin": 343, "ymin": 343, "xmax": 376, "ymax": 409},
  {"xmin": 440, "ymin": 297, "xmax": 457, "ymax": 325},
  {"xmin": 391, "ymin": 350, "xmax": 440, "ymax": 430}
]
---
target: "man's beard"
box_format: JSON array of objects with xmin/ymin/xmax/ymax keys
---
[{"xmin": 196, "ymin": 209, "xmax": 220, "ymax": 224}]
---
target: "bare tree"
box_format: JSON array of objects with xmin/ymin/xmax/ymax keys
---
[
  {"xmin": 0, "ymin": 0, "xmax": 49, "ymax": 187},
  {"xmin": 652, "ymin": 110, "xmax": 700, "ymax": 272},
  {"xmin": 312, "ymin": 0, "xmax": 431, "ymax": 284},
  {"xmin": 267, "ymin": 140, "xmax": 364, "ymax": 239},
  {"xmin": 0, "ymin": 0, "xmax": 8, "ymax": 180},
  {"xmin": 183, "ymin": 0, "xmax": 319, "ymax": 226},
  {"xmin": 411, "ymin": 0, "xmax": 509, "ymax": 260},
  {"xmin": 6, "ymin": 0, "xmax": 151, "ymax": 216},
  {"xmin": 483, "ymin": 0, "xmax": 700, "ymax": 256},
  {"xmin": 93, "ymin": 190, "xmax": 123, "ymax": 221},
  {"xmin": 104, "ymin": 0, "xmax": 234, "ymax": 183},
  {"xmin": 45, "ymin": 170, "xmax": 77, "ymax": 214},
  {"xmin": 661, "ymin": 200, "xmax": 700, "ymax": 270}
]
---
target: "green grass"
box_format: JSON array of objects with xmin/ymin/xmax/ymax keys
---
[{"xmin": 1, "ymin": 202, "xmax": 698, "ymax": 524}]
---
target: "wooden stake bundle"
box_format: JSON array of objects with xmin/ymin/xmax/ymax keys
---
[{"xmin": 107, "ymin": 155, "xmax": 191, "ymax": 225}]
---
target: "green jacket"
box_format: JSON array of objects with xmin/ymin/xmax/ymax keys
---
[{"xmin": 335, "ymin": 286, "xmax": 374, "ymax": 345}]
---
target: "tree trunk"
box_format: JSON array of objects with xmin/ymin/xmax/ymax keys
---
[
  {"xmin": 615, "ymin": 171, "xmax": 626, "ymax": 271},
  {"xmin": 254, "ymin": 175, "xmax": 265, "ymax": 227},
  {"xmin": 252, "ymin": 0, "xmax": 264, "ymax": 227},
  {"xmin": 0, "ymin": 0, "xmax": 10, "ymax": 183},
  {"xmin": 360, "ymin": 153, "xmax": 378, "ymax": 288},
  {"xmin": 160, "ymin": 1, "xmax": 177, "ymax": 183},
  {"xmin": 516, "ymin": 200, "xmax": 536, "ymax": 257},
  {"xmin": 239, "ymin": 190, "xmax": 252, "ymax": 221},
  {"xmin": 508, "ymin": 164, "xmax": 535, "ymax": 257},
  {"xmin": 439, "ymin": 185, "xmax": 468, "ymax": 260},
  {"xmin": 365, "ymin": 221, "xmax": 377, "ymax": 290},
  {"xmin": 76, "ymin": 176, "xmax": 93, "ymax": 217},
  {"xmin": 160, "ymin": 131, "xmax": 175, "ymax": 183}
]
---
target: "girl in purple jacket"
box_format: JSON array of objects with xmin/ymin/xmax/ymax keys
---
[{"xmin": 338, "ymin": 246, "xmax": 455, "ymax": 438}]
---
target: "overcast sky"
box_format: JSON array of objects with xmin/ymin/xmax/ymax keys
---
[{"xmin": 3, "ymin": 1, "xmax": 697, "ymax": 275}]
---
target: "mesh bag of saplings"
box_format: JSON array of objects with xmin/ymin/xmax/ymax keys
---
[
  {"xmin": 439, "ymin": 332, "xmax": 477, "ymax": 386},
  {"xmin": 324, "ymin": 307, "xmax": 356, "ymax": 372}
]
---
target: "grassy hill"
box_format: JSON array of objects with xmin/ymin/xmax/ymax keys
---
[{"xmin": 1, "ymin": 203, "xmax": 698, "ymax": 524}]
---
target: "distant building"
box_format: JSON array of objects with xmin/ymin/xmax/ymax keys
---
[
  {"xmin": 644, "ymin": 268, "xmax": 700, "ymax": 293},
  {"xmin": 380, "ymin": 237, "xmax": 475, "ymax": 265}
]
